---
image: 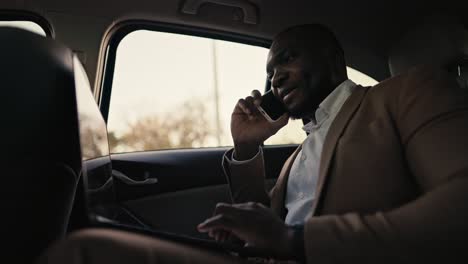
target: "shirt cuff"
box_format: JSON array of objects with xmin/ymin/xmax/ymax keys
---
[{"xmin": 230, "ymin": 147, "xmax": 263, "ymax": 165}]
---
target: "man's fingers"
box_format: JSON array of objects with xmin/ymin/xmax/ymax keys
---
[
  {"xmin": 251, "ymin": 90, "xmax": 261, "ymax": 98},
  {"xmin": 244, "ymin": 96, "xmax": 258, "ymax": 115},
  {"xmin": 237, "ymin": 99, "xmax": 257, "ymax": 117},
  {"xmin": 251, "ymin": 90, "xmax": 262, "ymax": 106},
  {"xmin": 213, "ymin": 203, "xmax": 246, "ymax": 219},
  {"xmin": 199, "ymin": 203, "xmax": 251, "ymax": 234},
  {"xmin": 202, "ymin": 202, "xmax": 265, "ymax": 240},
  {"xmin": 244, "ymin": 96, "xmax": 254, "ymax": 104},
  {"xmin": 236, "ymin": 99, "xmax": 251, "ymax": 115},
  {"xmin": 197, "ymin": 214, "xmax": 235, "ymax": 233},
  {"xmin": 244, "ymin": 96, "xmax": 259, "ymax": 114},
  {"xmin": 234, "ymin": 91, "xmax": 263, "ymax": 117},
  {"xmin": 212, "ymin": 230, "xmax": 231, "ymax": 242}
]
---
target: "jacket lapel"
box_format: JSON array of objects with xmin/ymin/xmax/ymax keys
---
[
  {"xmin": 311, "ymin": 85, "xmax": 368, "ymax": 215},
  {"xmin": 270, "ymin": 145, "xmax": 302, "ymax": 217}
]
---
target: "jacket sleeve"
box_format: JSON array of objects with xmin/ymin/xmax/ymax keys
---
[
  {"xmin": 222, "ymin": 148, "xmax": 270, "ymax": 205},
  {"xmin": 303, "ymin": 66, "xmax": 468, "ymax": 263}
]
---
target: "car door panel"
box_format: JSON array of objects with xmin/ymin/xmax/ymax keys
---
[
  {"xmin": 111, "ymin": 145, "xmax": 297, "ymax": 235},
  {"xmin": 111, "ymin": 148, "xmax": 231, "ymax": 202},
  {"xmin": 111, "ymin": 145, "xmax": 297, "ymax": 201}
]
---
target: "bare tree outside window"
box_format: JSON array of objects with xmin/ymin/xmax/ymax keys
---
[{"xmin": 110, "ymin": 100, "xmax": 215, "ymax": 152}]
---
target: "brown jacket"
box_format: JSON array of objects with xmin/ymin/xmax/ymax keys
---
[{"xmin": 223, "ymin": 66, "xmax": 468, "ymax": 263}]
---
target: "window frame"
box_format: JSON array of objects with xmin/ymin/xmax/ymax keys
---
[
  {"xmin": 97, "ymin": 20, "xmax": 271, "ymax": 123},
  {"xmin": 0, "ymin": 10, "xmax": 54, "ymax": 37}
]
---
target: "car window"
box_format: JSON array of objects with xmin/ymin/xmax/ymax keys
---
[
  {"xmin": 107, "ymin": 29, "xmax": 378, "ymax": 153},
  {"xmin": 0, "ymin": 21, "xmax": 46, "ymax": 36}
]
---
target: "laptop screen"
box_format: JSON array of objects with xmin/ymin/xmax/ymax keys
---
[{"xmin": 73, "ymin": 55, "xmax": 114, "ymax": 211}]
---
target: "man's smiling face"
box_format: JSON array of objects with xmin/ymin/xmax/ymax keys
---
[{"xmin": 266, "ymin": 29, "xmax": 339, "ymax": 119}]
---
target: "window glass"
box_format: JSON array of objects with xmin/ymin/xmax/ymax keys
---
[
  {"xmin": 0, "ymin": 21, "xmax": 46, "ymax": 36},
  {"xmin": 107, "ymin": 30, "xmax": 378, "ymax": 153}
]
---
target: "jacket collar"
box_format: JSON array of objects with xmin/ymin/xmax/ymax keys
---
[{"xmin": 311, "ymin": 85, "xmax": 369, "ymax": 215}]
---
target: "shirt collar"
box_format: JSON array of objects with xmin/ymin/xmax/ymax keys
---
[{"xmin": 302, "ymin": 79, "xmax": 356, "ymax": 133}]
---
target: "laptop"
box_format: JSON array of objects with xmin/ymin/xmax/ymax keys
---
[{"xmin": 72, "ymin": 55, "xmax": 272, "ymax": 259}]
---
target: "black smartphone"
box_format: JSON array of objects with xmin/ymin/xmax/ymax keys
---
[{"xmin": 257, "ymin": 89, "xmax": 287, "ymax": 122}]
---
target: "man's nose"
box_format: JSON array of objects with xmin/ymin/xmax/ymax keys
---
[{"xmin": 271, "ymin": 69, "xmax": 288, "ymax": 89}]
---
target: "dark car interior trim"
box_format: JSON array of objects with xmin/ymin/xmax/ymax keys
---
[{"xmin": 0, "ymin": 9, "xmax": 54, "ymax": 37}]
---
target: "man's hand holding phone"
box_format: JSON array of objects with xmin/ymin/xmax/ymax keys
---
[{"xmin": 231, "ymin": 90, "xmax": 288, "ymax": 160}]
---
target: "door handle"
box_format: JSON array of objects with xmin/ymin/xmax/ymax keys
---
[
  {"xmin": 112, "ymin": 169, "xmax": 158, "ymax": 186},
  {"xmin": 181, "ymin": 0, "xmax": 258, "ymax": 25}
]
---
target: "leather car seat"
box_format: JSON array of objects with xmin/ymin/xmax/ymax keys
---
[{"xmin": 0, "ymin": 27, "xmax": 82, "ymax": 264}]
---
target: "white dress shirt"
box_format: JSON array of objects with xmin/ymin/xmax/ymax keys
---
[
  {"xmin": 230, "ymin": 80, "xmax": 356, "ymax": 225},
  {"xmin": 284, "ymin": 79, "xmax": 356, "ymax": 225}
]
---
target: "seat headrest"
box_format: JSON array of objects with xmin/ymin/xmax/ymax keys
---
[
  {"xmin": 0, "ymin": 27, "xmax": 81, "ymax": 173},
  {"xmin": 388, "ymin": 16, "xmax": 468, "ymax": 77}
]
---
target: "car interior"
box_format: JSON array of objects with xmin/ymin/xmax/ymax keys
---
[{"xmin": 0, "ymin": 0, "xmax": 467, "ymax": 263}]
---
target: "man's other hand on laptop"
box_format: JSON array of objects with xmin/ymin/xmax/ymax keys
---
[{"xmin": 197, "ymin": 202, "xmax": 296, "ymax": 258}]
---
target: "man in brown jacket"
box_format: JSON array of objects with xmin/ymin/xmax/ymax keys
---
[
  {"xmin": 39, "ymin": 23, "xmax": 468, "ymax": 264},
  {"xmin": 196, "ymin": 23, "xmax": 468, "ymax": 263}
]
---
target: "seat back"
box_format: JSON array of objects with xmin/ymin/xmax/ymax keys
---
[
  {"xmin": 0, "ymin": 27, "xmax": 81, "ymax": 264},
  {"xmin": 388, "ymin": 15, "xmax": 468, "ymax": 78}
]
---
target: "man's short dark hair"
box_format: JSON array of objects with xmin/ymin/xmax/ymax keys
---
[{"xmin": 276, "ymin": 23, "xmax": 345, "ymax": 67}]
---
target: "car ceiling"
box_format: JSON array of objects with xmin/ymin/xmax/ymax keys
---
[{"xmin": 2, "ymin": 0, "xmax": 468, "ymax": 85}]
